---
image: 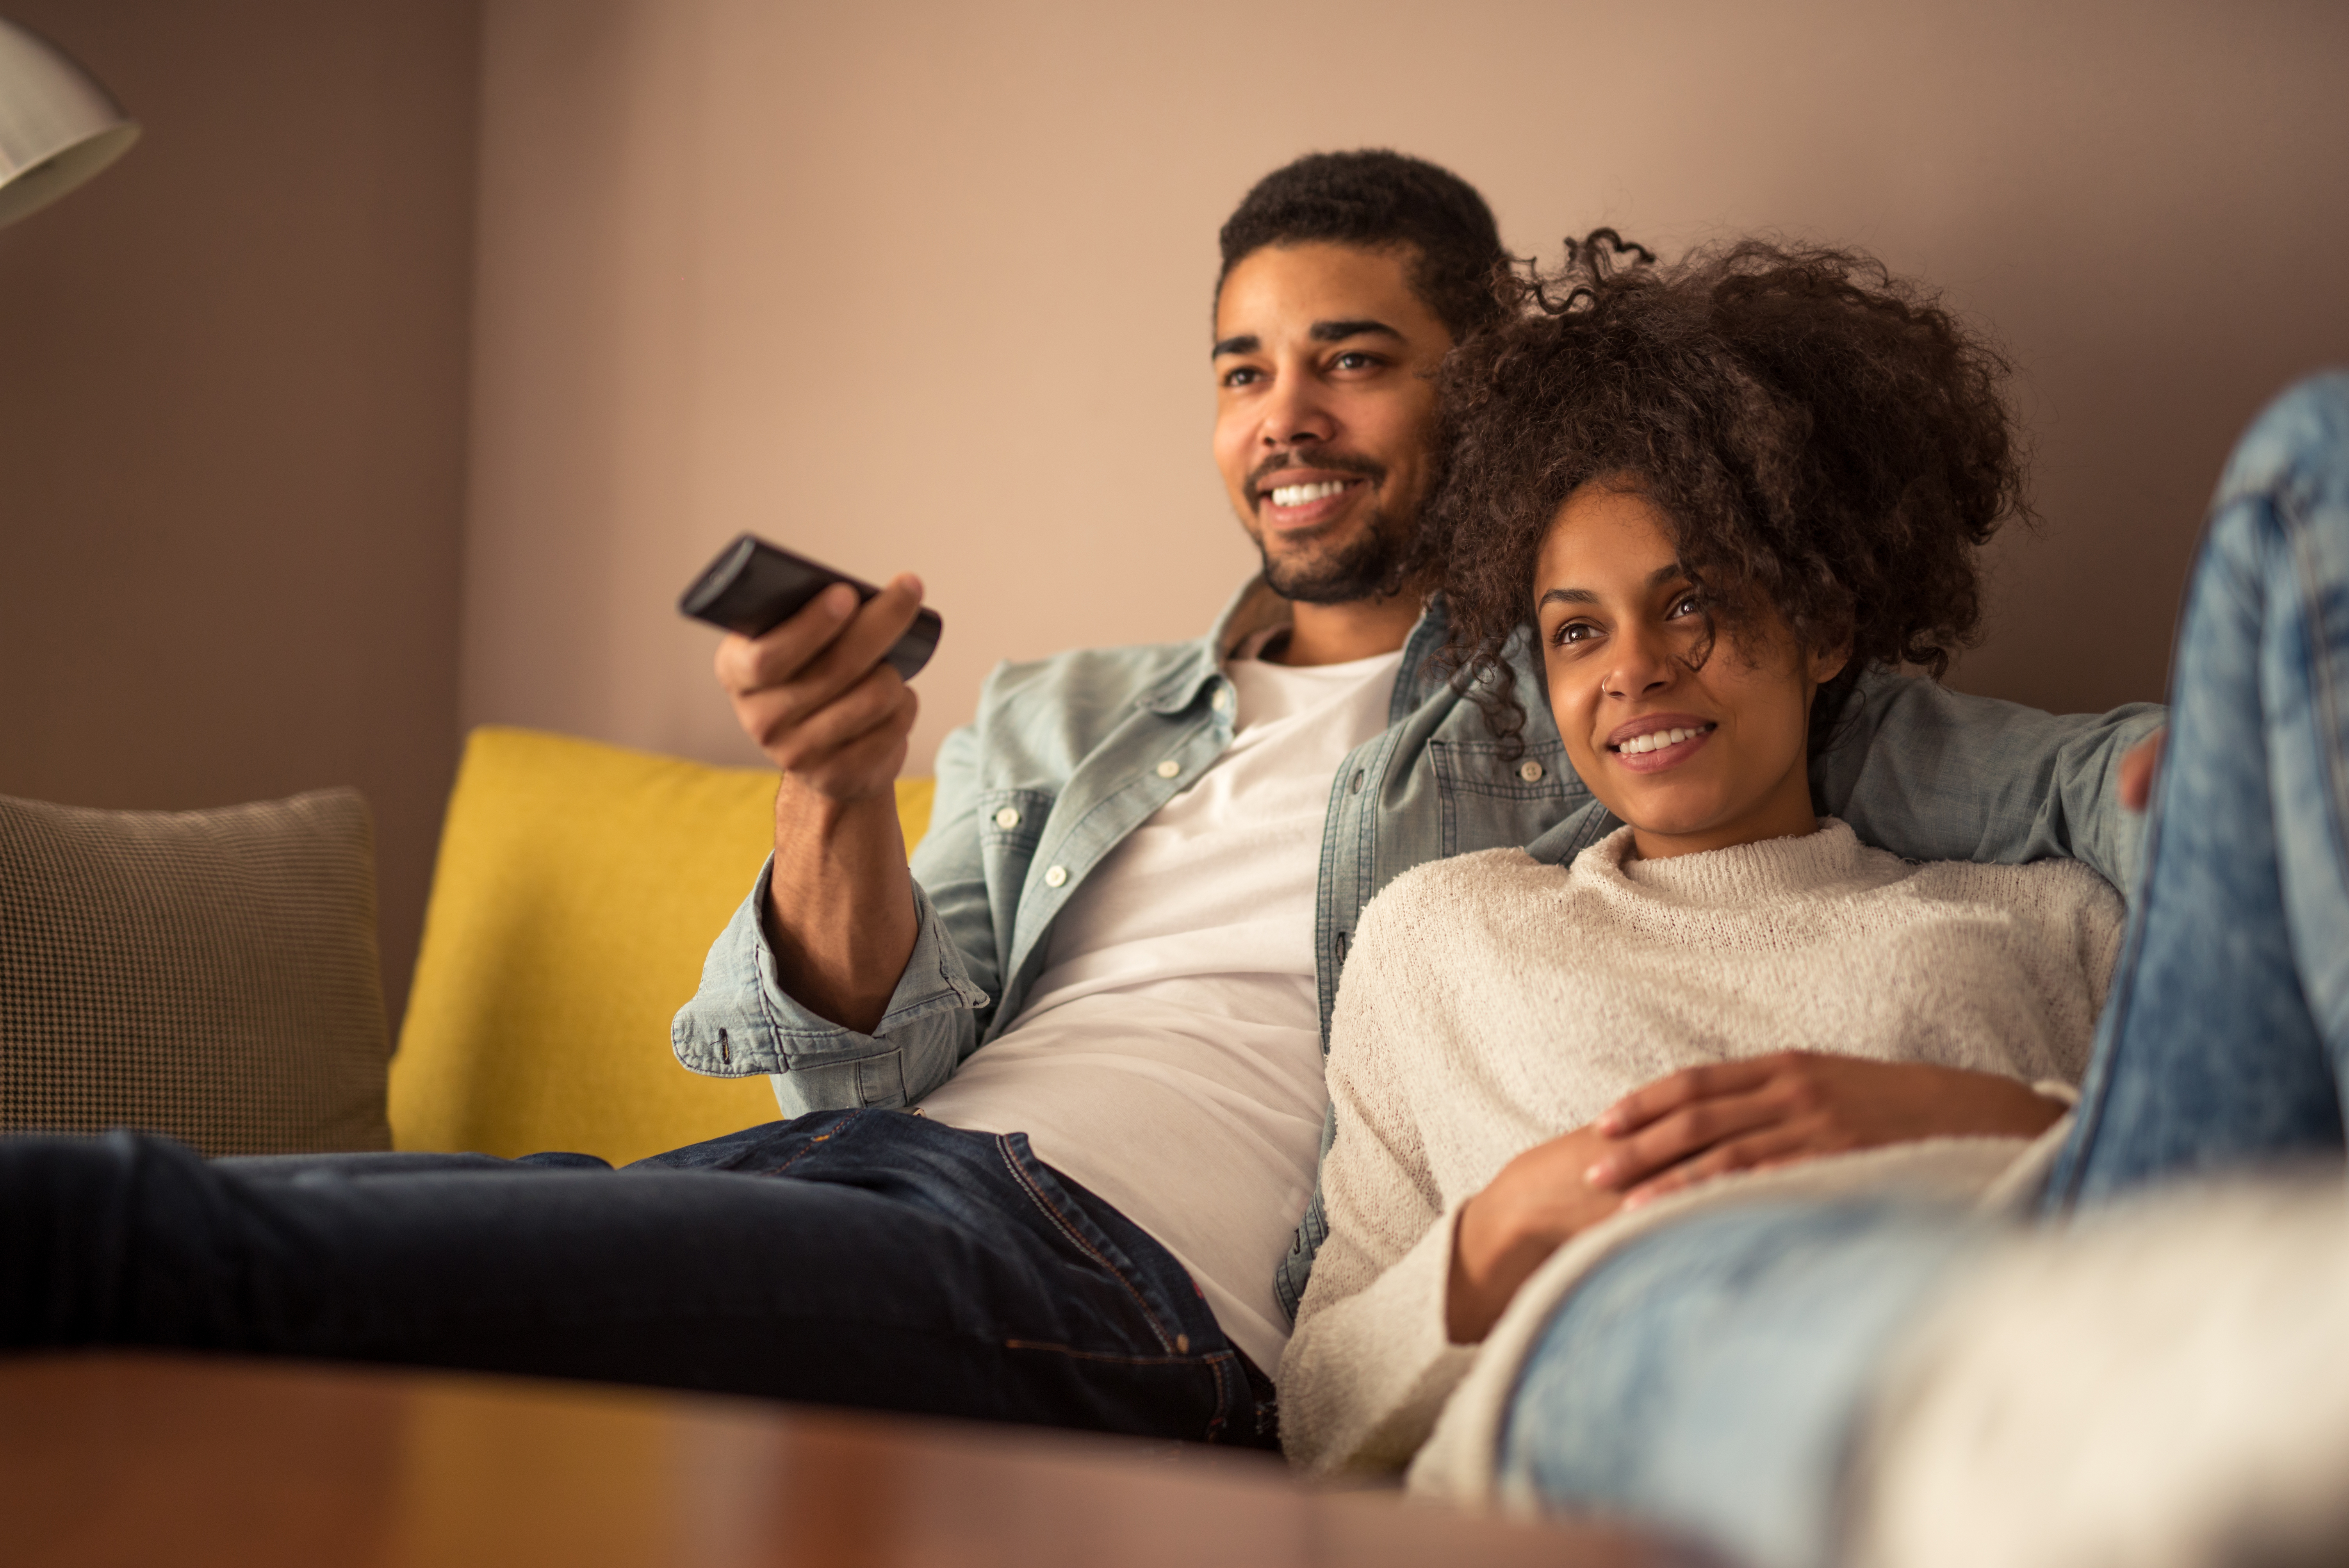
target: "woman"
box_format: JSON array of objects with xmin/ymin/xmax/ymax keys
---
[{"xmin": 1283, "ymin": 237, "xmax": 2349, "ymax": 1566}]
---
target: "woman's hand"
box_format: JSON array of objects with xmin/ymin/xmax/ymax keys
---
[
  {"xmin": 1583, "ymin": 1052, "xmax": 2069, "ymax": 1209},
  {"xmin": 1448, "ymin": 1058, "xmax": 2070, "ymax": 1343},
  {"xmin": 1449, "ymin": 1124, "xmax": 1624, "ymax": 1344}
]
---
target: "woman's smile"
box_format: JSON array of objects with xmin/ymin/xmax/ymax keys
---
[{"xmin": 1605, "ymin": 715, "xmax": 1718, "ymax": 773}]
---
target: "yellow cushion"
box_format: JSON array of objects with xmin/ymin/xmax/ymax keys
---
[{"xmin": 389, "ymin": 725, "xmax": 934, "ymax": 1164}]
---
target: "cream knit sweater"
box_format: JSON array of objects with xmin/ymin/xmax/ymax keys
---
[{"xmin": 1280, "ymin": 819, "xmax": 2123, "ymax": 1487}]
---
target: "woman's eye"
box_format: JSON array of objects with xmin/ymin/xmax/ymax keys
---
[
  {"xmin": 1551, "ymin": 621, "xmax": 1597, "ymax": 647},
  {"xmin": 1331, "ymin": 351, "xmax": 1379, "ymax": 371},
  {"xmin": 1666, "ymin": 593, "xmax": 1704, "ymax": 620}
]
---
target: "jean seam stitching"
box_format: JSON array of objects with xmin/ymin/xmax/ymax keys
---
[
  {"xmin": 762, "ymin": 1110, "xmax": 863, "ymax": 1178},
  {"xmin": 2283, "ymin": 488, "xmax": 2349, "ymax": 915},
  {"xmin": 992, "ymin": 1136, "xmax": 1180, "ymax": 1352}
]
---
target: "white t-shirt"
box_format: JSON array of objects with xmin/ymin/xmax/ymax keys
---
[{"xmin": 916, "ymin": 646, "xmax": 1404, "ymax": 1371}]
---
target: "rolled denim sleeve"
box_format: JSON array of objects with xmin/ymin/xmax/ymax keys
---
[
  {"xmin": 670, "ymin": 855, "xmax": 987, "ymax": 1114},
  {"xmin": 1818, "ymin": 668, "xmax": 2166, "ymax": 894}
]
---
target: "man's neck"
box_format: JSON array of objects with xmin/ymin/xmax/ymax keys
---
[{"xmin": 1268, "ymin": 590, "xmax": 1424, "ymax": 666}]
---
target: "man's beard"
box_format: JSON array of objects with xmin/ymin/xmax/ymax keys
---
[
  {"xmin": 1247, "ymin": 452, "xmax": 1423, "ymax": 605},
  {"xmin": 1256, "ymin": 497, "xmax": 1417, "ymax": 604}
]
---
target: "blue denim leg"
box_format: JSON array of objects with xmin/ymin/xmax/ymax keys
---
[
  {"xmin": 2046, "ymin": 373, "xmax": 2349, "ymax": 1207},
  {"xmin": 1499, "ymin": 1203, "xmax": 1979, "ymax": 1568},
  {"xmin": 0, "ymin": 1112, "xmax": 1269, "ymax": 1446}
]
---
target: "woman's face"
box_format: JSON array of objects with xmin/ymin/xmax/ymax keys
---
[{"xmin": 1535, "ymin": 481, "xmax": 1846, "ymax": 860}]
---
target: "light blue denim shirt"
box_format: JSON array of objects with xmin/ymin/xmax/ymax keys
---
[{"xmin": 674, "ymin": 576, "xmax": 2163, "ymax": 1318}]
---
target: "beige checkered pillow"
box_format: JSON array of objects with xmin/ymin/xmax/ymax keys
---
[{"xmin": 0, "ymin": 788, "xmax": 392, "ymax": 1154}]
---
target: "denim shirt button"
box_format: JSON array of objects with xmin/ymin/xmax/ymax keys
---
[
  {"xmin": 1518, "ymin": 759, "xmax": 1546, "ymax": 782},
  {"xmin": 1043, "ymin": 864, "xmax": 1068, "ymax": 887},
  {"xmin": 993, "ymin": 806, "xmax": 1020, "ymax": 829},
  {"xmin": 1155, "ymin": 760, "xmax": 1181, "ymax": 779},
  {"xmin": 1211, "ymin": 687, "xmax": 1231, "ymax": 712}
]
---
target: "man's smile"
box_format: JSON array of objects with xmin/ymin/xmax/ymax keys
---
[{"xmin": 1253, "ymin": 468, "xmax": 1374, "ymax": 532}]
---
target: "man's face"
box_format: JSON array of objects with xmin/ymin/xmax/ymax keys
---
[{"xmin": 1212, "ymin": 242, "xmax": 1453, "ymax": 605}]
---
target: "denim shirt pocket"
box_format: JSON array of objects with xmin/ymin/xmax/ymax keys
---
[{"xmin": 1428, "ymin": 736, "xmax": 1586, "ymax": 857}]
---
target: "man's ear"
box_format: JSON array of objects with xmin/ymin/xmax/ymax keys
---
[{"xmin": 1807, "ymin": 641, "xmax": 1852, "ymax": 686}]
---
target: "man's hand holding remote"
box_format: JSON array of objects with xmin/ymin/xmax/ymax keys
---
[{"xmin": 714, "ymin": 571, "xmax": 929, "ymax": 1033}]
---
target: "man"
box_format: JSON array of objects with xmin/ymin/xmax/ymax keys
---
[{"xmin": 2, "ymin": 152, "xmax": 2156, "ymax": 1449}]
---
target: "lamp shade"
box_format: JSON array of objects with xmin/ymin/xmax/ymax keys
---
[{"xmin": 0, "ymin": 18, "xmax": 137, "ymax": 230}]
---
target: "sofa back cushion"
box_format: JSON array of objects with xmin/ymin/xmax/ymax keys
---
[
  {"xmin": 389, "ymin": 725, "xmax": 935, "ymax": 1165},
  {"xmin": 0, "ymin": 788, "xmax": 392, "ymax": 1154}
]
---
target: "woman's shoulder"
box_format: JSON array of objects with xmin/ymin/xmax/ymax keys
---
[
  {"xmin": 1888, "ymin": 853, "xmax": 2128, "ymax": 955},
  {"xmin": 1347, "ymin": 848, "xmax": 1565, "ymax": 975},
  {"xmin": 1362, "ymin": 847, "xmax": 1556, "ymax": 923},
  {"xmin": 1898, "ymin": 852, "xmax": 2121, "ymax": 908}
]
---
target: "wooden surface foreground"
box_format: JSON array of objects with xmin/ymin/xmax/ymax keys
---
[{"xmin": 0, "ymin": 1352, "xmax": 1685, "ymax": 1568}]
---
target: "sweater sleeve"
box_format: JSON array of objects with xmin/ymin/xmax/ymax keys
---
[
  {"xmin": 1278, "ymin": 887, "xmax": 1477, "ymax": 1475},
  {"xmin": 2070, "ymin": 864, "xmax": 2129, "ymax": 1016}
]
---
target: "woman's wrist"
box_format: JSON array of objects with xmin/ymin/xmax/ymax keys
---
[
  {"xmin": 1953, "ymin": 1071, "xmax": 2072, "ymax": 1139},
  {"xmin": 1447, "ymin": 1191, "xmax": 1561, "ymax": 1344},
  {"xmin": 1447, "ymin": 1194, "xmax": 1516, "ymax": 1344}
]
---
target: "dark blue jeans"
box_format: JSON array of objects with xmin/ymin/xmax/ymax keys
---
[
  {"xmin": 0, "ymin": 1108, "xmax": 1275, "ymax": 1447},
  {"xmin": 1500, "ymin": 374, "xmax": 2349, "ymax": 1564}
]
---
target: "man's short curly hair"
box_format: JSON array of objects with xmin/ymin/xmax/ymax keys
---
[
  {"xmin": 1218, "ymin": 150, "xmax": 1507, "ymax": 341},
  {"xmin": 1436, "ymin": 232, "xmax": 2028, "ymax": 751}
]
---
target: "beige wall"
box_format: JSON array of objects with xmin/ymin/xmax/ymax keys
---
[
  {"xmin": 6, "ymin": 2, "xmax": 2345, "ymax": 1031},
  {"xmin": 465, "ymin": 0, "xmax": 2349, "ymax": 777},
  {"xmin": 0, "ymin": 1, "xmax": 480, "ymax": 1025}
]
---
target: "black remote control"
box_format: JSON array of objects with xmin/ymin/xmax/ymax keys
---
[{"xmin": 679, "ymin": 534, "xmax": 942, "ymax": 681}]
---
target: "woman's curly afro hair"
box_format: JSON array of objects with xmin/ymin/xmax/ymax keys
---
[{"xmin": 1435, "ymin": 232, "xmax": 2029, "ymax": 751}]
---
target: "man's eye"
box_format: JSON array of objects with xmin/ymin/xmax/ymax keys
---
[
  {"xmin": 1221, "ymin": 366, "xmax": 1262, "ymax": 388},
  {"xmin": 1331, "ymin": 351, "xmax": 1379, "ymax": 371}
]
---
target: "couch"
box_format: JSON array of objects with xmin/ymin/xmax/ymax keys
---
[
  {"xmin": 0, "ymin": 726, "xmax": 932, "ymax": 1163},
  {"xmin": 390, "ymin": 725, "xmax": 935, "ymax": 1163}
]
